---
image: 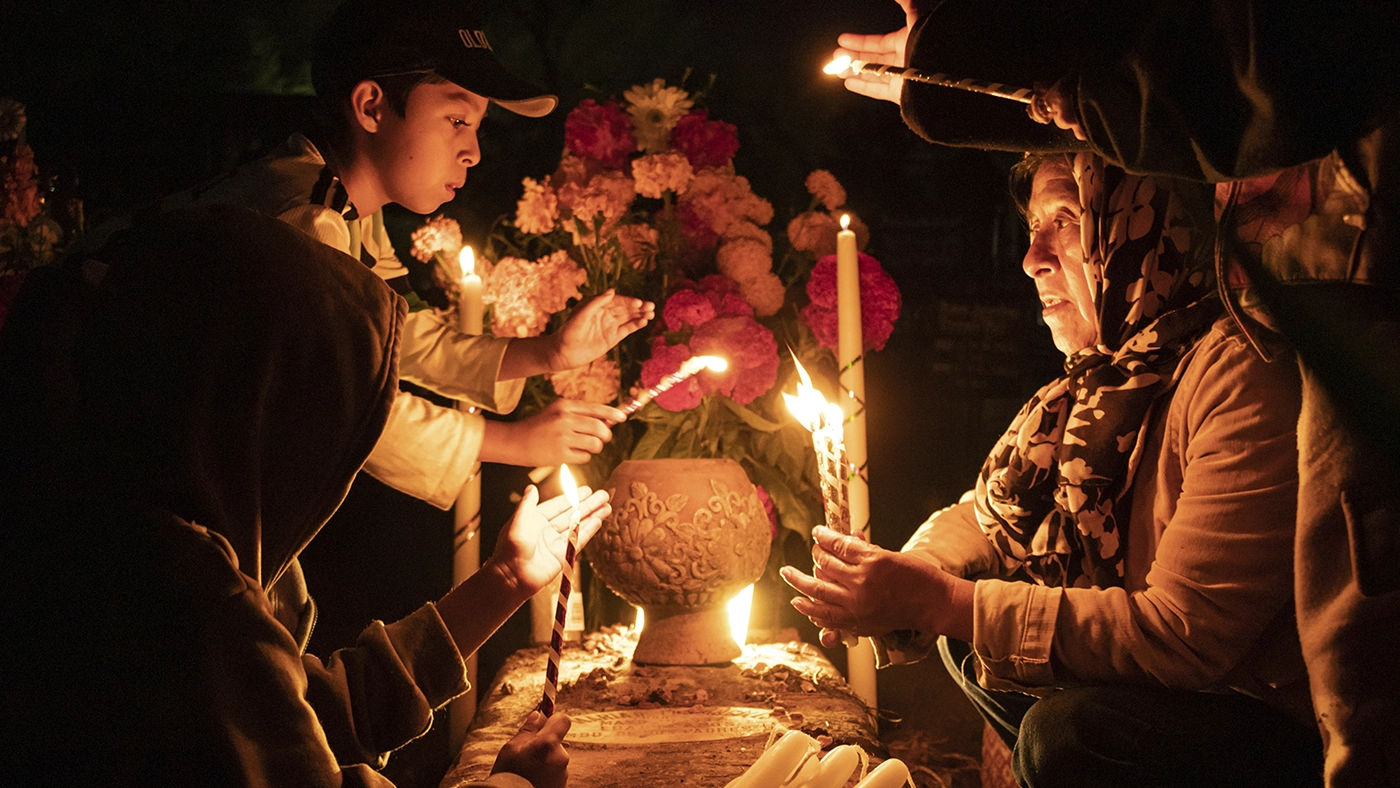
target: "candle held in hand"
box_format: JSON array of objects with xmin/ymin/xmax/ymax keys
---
[
  {"xmin": 618, "ymin": 354, "xmax": 727, "ymax": 416},
  {"xmin": 823, "ymin": 54, "xmax": 1033, "ymax": 104},
  {"xmin": 539, "ymin": 465, "xmax": 583, "ymax": 718}
]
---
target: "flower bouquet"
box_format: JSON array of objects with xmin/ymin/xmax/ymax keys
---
[
  {"xmin": 0, "ymin": 98, "xmax": 73, "ymax": 328},
  {"xmin": 411, "ymin": 78, "xmax": 902, "ymax": 611}
]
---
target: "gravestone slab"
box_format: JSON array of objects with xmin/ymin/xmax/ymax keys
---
[{"xmin": 441, "ymin": 627, "xmax": 880, "ymax": 788}]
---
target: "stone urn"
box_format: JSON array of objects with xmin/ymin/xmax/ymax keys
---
[{"xmin": 587, "ymin": 458, "xmax": 771, "ymax": 665}]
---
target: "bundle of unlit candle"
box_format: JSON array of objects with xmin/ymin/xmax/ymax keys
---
[{"xmin": 724, "ymin": 729, "xmax": 913, "ymax": 788}]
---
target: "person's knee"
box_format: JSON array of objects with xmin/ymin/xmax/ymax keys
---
[{"xmin": 1014, "ymin": 689, "xmax": 1147, "ymax": 788}]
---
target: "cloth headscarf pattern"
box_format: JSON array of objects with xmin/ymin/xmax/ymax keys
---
[{"xmin": 973, "ymin": 153, "xmax": 1219, "ymax": 588}]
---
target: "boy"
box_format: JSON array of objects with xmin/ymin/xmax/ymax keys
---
[{"xmin": 182, "ymin": 0, "xmax": 653, "ymax": 508}]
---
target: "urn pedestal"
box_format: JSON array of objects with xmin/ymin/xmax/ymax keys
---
[{"xmin": 587, "ymin": 458, "xmax": 771, "ymax": 665}]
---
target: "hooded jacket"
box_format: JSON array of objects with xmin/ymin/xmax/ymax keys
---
[{"xmin": 0, "ymin": 206, "xmax": 512, "ymax": 786}]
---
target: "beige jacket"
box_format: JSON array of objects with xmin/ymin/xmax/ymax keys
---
[
  {"xmin": 188, "ymin": 134, "xmax": 525, "ymax": 508},
  {"xmin": 877, "ymin": 316, "xmax": 1313, "ymax": 725}
]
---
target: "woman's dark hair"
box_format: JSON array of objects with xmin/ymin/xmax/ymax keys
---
[{"xmin": 1009, "ymin": 152, "xmax": 1075, "ymax": 220}]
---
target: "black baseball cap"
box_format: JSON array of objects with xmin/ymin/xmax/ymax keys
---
[{"xmin": 313, "ymin": 0, "xmax": 557, "ymax": 118}]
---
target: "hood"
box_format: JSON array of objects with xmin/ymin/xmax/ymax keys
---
[{"xmin": 5, "ymin": 205, "xmax": 403, "ymax": 588}]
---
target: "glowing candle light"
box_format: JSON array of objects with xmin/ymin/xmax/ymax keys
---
[
  {"xmin": 450, "ymin": 244, "xmax": 485, "ymax": 747},
  {"xmin": 822, "ymin": 54, "xmax": 1033, "ymax": 104},
  {"xmin": 458, "ymin": 246, "xmax": 484, "ymax": 334},
  {"xmin": 618, "ymin": 354, "xmax": 727, "ymax": 416},
  {"xmin": 728, "ymin": 584, "xmax": 754, "ymax": 648},
  {"xmin": 539, "ymin": 465, "xmax": 583, "ymax": 718}
]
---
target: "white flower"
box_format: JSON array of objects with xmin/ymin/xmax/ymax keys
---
[{"xmin": 623, "ymin": 78, "xmax": 693, "ymax": 153}]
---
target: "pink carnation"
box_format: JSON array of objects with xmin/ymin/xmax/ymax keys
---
[
  {"xmin": 801, "ymin": 252, "xmax": 902, "ymax": 352},
  {"xmin": 671, "ymin": 109, "xmax": 740, "ymax": 170},
  {"xmin": 755, "ymin": 485, "xmax": 779, "ymax": 540},
  {"xmin": 662, "ymin": 288, "xmax": 717, "ymax": 331},
  {"xmin": 678, "ymin": 201, "xmax": 718, "ymax": 252},
  {"xmin": 639, "ymin": 338, "xmax": 705, "ymax": 411},
  {"xmin": 695, "ymin": 274, "xmax": 753, "ymax": 318},
  {"xmin": 564, "ymin": 99, "xmax": 635, "ymax": 169},
  {"xmin": 690, "ymin": 314, "xmax": 780, "ymax": 405}
]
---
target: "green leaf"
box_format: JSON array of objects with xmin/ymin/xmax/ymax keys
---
[{"xmin": 719, "ymin": 397, "xmax": 785, "ymax": 433}]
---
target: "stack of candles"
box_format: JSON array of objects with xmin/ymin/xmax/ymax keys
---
[
  {"xmin": 723, "ymin": 728, "xmax": 912, "ymax": 788},
  {"xmin": 539, "ymin": 464, "xmax": 583, "ymax": 718}
]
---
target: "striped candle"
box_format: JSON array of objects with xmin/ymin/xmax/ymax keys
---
[
  {"xmin": 617, "ymin": 354, "xmax": 727, "ymax": 417},
  {"xmin": 823, "ymin": 55, "xmax": 1033, "ymax": 104},
  {"xmin": 539, "ymin": 465, "xmax": 582, "ymax": 718}
]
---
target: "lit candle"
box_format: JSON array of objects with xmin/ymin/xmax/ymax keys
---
[
  {"xmin": 450, "ymin": 243, "xmax": 485, "ymax": 748},
  {"xmin": 822, "ymin": 54, "xmax": 1033, "ymax": 104},
  {"xmin": 618, "ymin": 354, "xmax": 727, "ymax": 416},
  {"xmin": 459, "ymin": 245, "xmax": 484, "ymax": 334},
  {"xmin": 835, "ymin": 215, "xmax": 878, "ymax": 711},
  {"xmin": 539, "ymin": 465, "xmax": 583, "ymax": 718}
]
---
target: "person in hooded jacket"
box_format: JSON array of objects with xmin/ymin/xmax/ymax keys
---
[{"xmin": 0, "ymin": 204, "xmax": 605, "ymax": 788}]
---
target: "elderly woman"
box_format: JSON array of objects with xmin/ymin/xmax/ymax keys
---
[{"xmin": 782, "ymin": 153, "xmax": 1323, "ymax": 787}]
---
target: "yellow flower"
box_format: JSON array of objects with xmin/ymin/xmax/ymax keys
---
[
  {"xmin": 549, "ymin": 358, "xmax": 622, "ymax": 404},
  {"xmin": 631, "ymin": 153, "xmax": 694, "ymax": 199},
  {"xmin": 623, "ymin": 78, "xmax": 694, "ymax": 153},
  {"xmin": 804, "ymin": 170, "xmax": 847, "ymax": 211},
  {"xmin": 515, "ymin": 177, "xmax": 559, "ymax": 235}
]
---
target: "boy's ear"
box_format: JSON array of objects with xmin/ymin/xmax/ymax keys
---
[{"xmin": 348, "ymin": 79, "xmax": 387, "ymax": 134}]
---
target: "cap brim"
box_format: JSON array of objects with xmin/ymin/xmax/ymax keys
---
[
  {"xmin": 437, "ymin": 55, "xmax": 557, "ymax": 118},
  {"xmin": 490, "ymin": 95, "xmax": 558, "ymax": 118}
]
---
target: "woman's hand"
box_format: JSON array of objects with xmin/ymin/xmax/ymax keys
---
[
  {"xmin": 491, "ymin": 710, "xmax": 572, "ymax": 788},
  {"xmin": 780, "ymin": 525, "xmax": 973, "ymax": 646},
  {"xmin": 487, "ymin": 484, "xmax": 610, "ymax": 597},
  {"xmin": 1027, "ymin": 80, "xmax": 1087, "ymax": 141},
  {"xmin": 832, "ymin": 0, "xmax": 918, "ymax": 105}
]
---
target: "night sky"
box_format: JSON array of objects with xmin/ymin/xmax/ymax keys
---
[{"xmin": 2, "ymin": 2, "xmax": 1058, "ymax": 781}]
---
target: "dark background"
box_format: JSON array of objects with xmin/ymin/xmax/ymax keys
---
[{"xmin": 2, "ymin": 1, "xmax": 1063, "ymax": 785}]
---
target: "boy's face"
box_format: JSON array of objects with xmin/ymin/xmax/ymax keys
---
[{"xmin": 366, "ymin": 81, "xmax": 488, "ymax": 214}]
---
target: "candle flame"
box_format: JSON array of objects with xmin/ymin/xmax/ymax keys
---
[
  {"xmin": 700, "ymin": 355, "xmax": 728, "ymax": 372},
  {"xmin": 459, "ymin": 245, "xmax": 476, "ymax": 278},
  {"xmin": 823, "ymin": 54, "xmax": 852, "ymax": 75},
  {"xmin": 728, "ymin": 584, "xmax": 754, "ymax": 646},
  {"xmin": 840, "ymin": 214, "xmax": 851, "ymax": 231},
  {"xmin": 783, "ymin": 354, "xmax": 831, "ymax": 432},
  {"xmin": 558, "ymin": 464, "xmax": 581, "ymax": 514}
]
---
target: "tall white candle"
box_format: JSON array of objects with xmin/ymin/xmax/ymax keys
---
[
  {"xmin": 450, "ymin": 244, "xmax": 486, "ymax": 748},
  {"xmin": 835, "ymin": 214, "xmax": 878, "ymax": 711}
]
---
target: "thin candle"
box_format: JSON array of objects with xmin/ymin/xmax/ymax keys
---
[
  {"xmin": 823, "ymin": 54, "xmax": 1033, "ymax": 104},
  {"xmin": 539, "ymin": 465, "xmax": 582, "ymax": 718},
  {"xmin": 617, "ymin": 354, "xmax": 727, "ymax": 416}
]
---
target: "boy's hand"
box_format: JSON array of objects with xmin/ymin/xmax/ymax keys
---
[
  {"xmin": 491, "ymin": 710, "xmax": 572, "ymax": 788},
  {"xmin": 549, "ymin": 289, "xmax": 654, "ymax": 371},
  {"xmin": 488, "ymin": 484, "xmax": 610, "ymax": 596},
  {"xmin": 482, "ymin": 399, "xmax": 626, "ymax": 467},
  {"xmin": 833, "ymin": 0, "xmax": 918, "ymax": 105}
]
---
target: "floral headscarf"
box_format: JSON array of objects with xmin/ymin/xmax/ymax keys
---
[{"xmin": 973, "ymin": 153, "xmax": 1219, "ymax": 588}]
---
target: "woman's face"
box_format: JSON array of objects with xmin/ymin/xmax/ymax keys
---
[{"xmin": 1022, "ymin": 160, "xmax": 1097, "ymax": 355}]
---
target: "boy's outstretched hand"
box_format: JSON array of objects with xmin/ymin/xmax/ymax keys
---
[
  {"xmin": 492, "ymin": 710, "xmax": 572, "ymax": 788},
  {"xmin": 488, "ymin": 484, "xmax": 610, "ymax": 597},
  {"xmin": 481, "ymin": 399, "xmax": 626, "ymax": 467},
  {"xmin": 549, "ymin": 289, "xmax": 654, "ymax": 371}
]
